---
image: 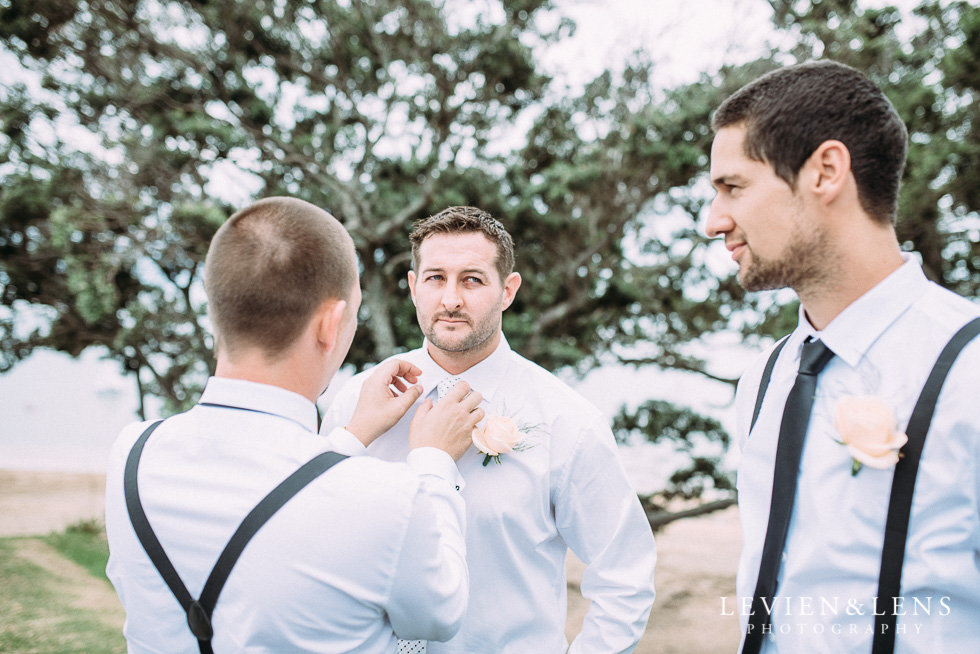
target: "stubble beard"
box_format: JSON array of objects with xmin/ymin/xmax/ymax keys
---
[
  {"xmin": 738, "ymin": 225, "xmax": 835, "ymax": 296},
  {"xmin": 422, "ymin": 310, "xmax": 500, "ymax": 354}
]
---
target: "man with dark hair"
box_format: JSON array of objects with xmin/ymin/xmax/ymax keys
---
[
  {"xmin": 105, "ymin": 197, "xmax": 484, "ymax": 652},
  {"xmin": 322, "ymin": 206, "xmax": 656, "ymax": 654},
  {"xmin": 707, "ymin": 61, "xmax": 980, "ymax": 653}
]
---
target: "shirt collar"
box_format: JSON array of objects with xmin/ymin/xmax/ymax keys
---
[
  {"xmin": 793, "ymin": 253, "xmax": 929, "ymax": 368},
  {"xmin": 414, "ymin": 333, "xmax": 512, "ymax": 401},
  {"xmin": 198, "ymin": 377, "xmax": 320, "ymax": 433}
]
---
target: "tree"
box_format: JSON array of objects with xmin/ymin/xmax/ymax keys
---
[
  {"xmin": 1, "ymin": 0, "xmax": 753, "ymax": 523},
  {"xmin": 3, "ymin": 0, "xmax": 755, "ymax": 403},
  {"xmin": 3, "ymin": 0, "xmax": 979, "ymax": 526},
  {"xmin": 0, "ymin": 0, "xmax": 566, "ymax": 412}
]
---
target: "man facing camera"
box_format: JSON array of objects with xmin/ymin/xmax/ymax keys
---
[
  {"xmin": 707, "ymin": 61, "xmax": 980, "ymax": 653},
  {"xmin": 322, "ymin": 206, "xmax": 656, "ymax": 654},
  {"xmin": 105, "ymin": 197, "xmax": 484, "ymax": 653}
]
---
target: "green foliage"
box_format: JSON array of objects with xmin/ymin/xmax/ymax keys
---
[
  {"xmin": 0, "ymin": 0, "xmax": 575, "ymax": 410},
  {"xmin": 0, "ymin": 0, "xmax": 747, "ymax": 411}
]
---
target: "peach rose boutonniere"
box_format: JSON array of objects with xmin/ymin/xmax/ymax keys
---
[
  {"xmin": 471, "ymin": 414, "xmax": 537, "ymax": 466},
  {"xmin": 832, "ymin": 396, "xmax": 909, "ymax": 476}
]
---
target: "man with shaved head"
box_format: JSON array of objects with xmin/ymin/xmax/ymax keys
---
[{"xmin": 105, "ymin": 197, "xmax": 483, "ymax": 653}]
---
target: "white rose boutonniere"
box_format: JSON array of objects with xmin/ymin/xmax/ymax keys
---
[
  {"xmin": 471, "ymin": 414, "xmax": 536, "ymax": 466},
  {"xmin": 833, "ymin": 396, "xmax": 909, "ymax": 476}
]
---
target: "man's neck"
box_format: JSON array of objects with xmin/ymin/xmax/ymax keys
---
[
  {"xmin": 798, "ymin": 243, "xmax": 905, "ymax": 331},
  {"xmin": 214, "ymin": 352, "xmax": 320, "ymax": 404},
  {"xmin": 426, "ymin": 332, "xmax": 501, "ymax": 375}
]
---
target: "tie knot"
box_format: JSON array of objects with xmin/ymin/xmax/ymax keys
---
[
  {"xmin": 436, "ymin": 376, "xmax": 462, "ymax": 401},
  {"xmin": 798, "ymin": 338, "xmax": 834, "ymax": 376}
]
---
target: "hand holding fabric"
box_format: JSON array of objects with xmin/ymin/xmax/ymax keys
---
[
  {"xmin": 346, "ymin": 358, "xmax": 423, "ymax": 446},
  {"xmin": 410, "ymin": 382, "xmax": 485, "ymax": 460}
]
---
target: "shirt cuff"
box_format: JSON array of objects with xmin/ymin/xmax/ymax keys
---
[
  {"xmin": 407, "ymin": 447, "xmax": 465, "ymax": 492},
  {"xmin": 322, "ymin": 426, "xmax": 368, "ymax": 457}
]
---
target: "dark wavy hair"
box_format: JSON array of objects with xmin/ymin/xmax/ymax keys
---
[
  {"xmin": 713, "ymin": 60, "xmax": 908, "ymax": 225},
  {"xmin": 409, "ymin": 206, "xmax": 515, "ymax": 281}
]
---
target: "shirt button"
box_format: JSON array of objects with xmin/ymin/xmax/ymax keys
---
[{"xmin": 455, "ymin": 486, "xmax": 461, "ymax": 491}]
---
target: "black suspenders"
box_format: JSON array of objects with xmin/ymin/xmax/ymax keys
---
[
  {"xmin": 871, "ymin": 316, "xmax": 980, "ymax": 652},
  {"xmin": 124, "ymin": 415, "xmax": 347, "ymax": 653},
  {"xmin": 749, "ymin": 317, "xmax": 980, "ymax": 653},
  {"xmin": 749, "ymin": 336, "xmax": 790, "ymax": 433}
]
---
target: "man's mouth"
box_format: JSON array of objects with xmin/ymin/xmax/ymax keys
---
[{"xmin": 727, "ymin": 241, "xmax": 747, "ymax": 261}]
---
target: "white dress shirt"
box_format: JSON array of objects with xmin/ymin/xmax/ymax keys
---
[
  {"xmin": 105, "ymin": 377, "xmax": 468, "ymax": 653},
  {"xmin": 321, "ymin": 335, "xmax": 657, "ymax": 654},
  {"xmin": 734, "ymin": 256, "xmax": 980, "ymax": 653}
]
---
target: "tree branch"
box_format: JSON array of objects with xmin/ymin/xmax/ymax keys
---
[
  {"xmin": 643, "ymin": 497, "xmax": 737, "ymax": 531},
  {"xmin": 619, "ymin": 355, "xmax": 739, "ymax": 387}
]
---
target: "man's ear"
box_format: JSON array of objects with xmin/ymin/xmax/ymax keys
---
[
  {"xmin": 501, "ymin": 272, "xmax": 521, "ymax": 311},
  {"xmin": 803, "ymin": 139, "xmax": 852, "ymax": 205},
  {"xmin": 315, "ymin": 298, "xmax": 347, "ymax": 354},
  {"xmin": 407, "ymin": 270, "xmax": 418, "ymax": 307}
]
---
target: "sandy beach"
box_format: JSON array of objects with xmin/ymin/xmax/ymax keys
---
[
  {"xmin": 0, "ymin": 468, "xmax": 742, "ymax": 652},
  {"xmin": 0, "ymin": 470, "xmax": 110, "ymax": 537}
]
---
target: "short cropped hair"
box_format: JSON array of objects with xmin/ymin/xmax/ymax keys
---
[
  {"xmin": 712, "ymin": 60, "xmax": 908, "ymax": 225},
  {"xmin": 409, "ymin": 206, "xmax": 515, "ymax": 281},
  {"xmin": 204, "ymin": 197, "xmax": 357, "ymax": 358}
]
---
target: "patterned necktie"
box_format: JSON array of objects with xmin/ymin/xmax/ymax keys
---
[
  {"xmin": 397, "ymin": 641, "xmax": 426, "ymax": 654},
  {"xmin": 436, "ymin": 376, "xmax": 462, "ymax": 402},
  {"xmin": 743, "ymin": 338, "xmax": 835, "ymax": 654},
  {"xmin": 397, "ymin": 376, "xmax": 462, "ymax": 654}
]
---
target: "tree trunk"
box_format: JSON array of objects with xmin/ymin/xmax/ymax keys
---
[{"xmin": 361, "ymin": 259, "xmax": 398, "ymax": 360}]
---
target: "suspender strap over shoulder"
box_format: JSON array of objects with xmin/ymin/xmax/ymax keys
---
[
  {"xmin": 124, "ymin": 419, "xmax": 348, "ymax": 653},
  {"xmin": 750, "ymin": 335, "xmax": 790, "ymax": 433},
  {"xmin": 748, "ymin": 318, "xmax": 980, "ymax": 654},
  {"xmin": 871, "ymin": 316, "xmax": 980, "ymax": 654}
]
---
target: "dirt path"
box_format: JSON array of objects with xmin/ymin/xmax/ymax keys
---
[{"xmin": 12, "ymin": 539, "xmax": 125, "ymax": 632}]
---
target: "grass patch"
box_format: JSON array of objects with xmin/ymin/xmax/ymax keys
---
[
  {"xmin": 43, "ymin": 519, "xmax": 111, "ymax": 582},
  {"xmin": 0, "ymin": 524, "xmax": 126, "ymax": 654}
]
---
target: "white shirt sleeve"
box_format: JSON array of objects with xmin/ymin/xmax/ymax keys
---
[
  {"xmin": 386, "ymin": 455, "xmax": 469, "ymax": 642},
  {"xmin": 321, "ymin": 426, "xmax": 367, "ymax": 457},
  {"xmin": 322, "ymin": 367, "xmax": 470, "ymax": 641},
  {"xmin": 557, "ymin": 416, "xmax": 657, "ymax": 654},
  {"xmin": 320, "ymin": 375, "xmax": 362, "ymax": 436}
]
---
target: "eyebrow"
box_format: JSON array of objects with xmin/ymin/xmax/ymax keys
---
[
  {"xmin": 421, "ymin": 266, "xmax": 491, "ymax": 276},
  {"xmin": 712, "ymin": 174, "xmax": 748, "ymax": 188}
]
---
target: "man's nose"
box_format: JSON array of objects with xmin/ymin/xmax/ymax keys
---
[
  {"xmin": 704, "ymin": 197, "xmax": 733, "ymax": 238},
  {"xmin": 441, "ymin": 284, "xmax": 463, "ymax": 310}
]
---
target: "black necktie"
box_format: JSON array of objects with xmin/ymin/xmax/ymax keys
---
[{"xmin": 743, "ymin": 338, "xmax": 835, "ymax": 654}]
